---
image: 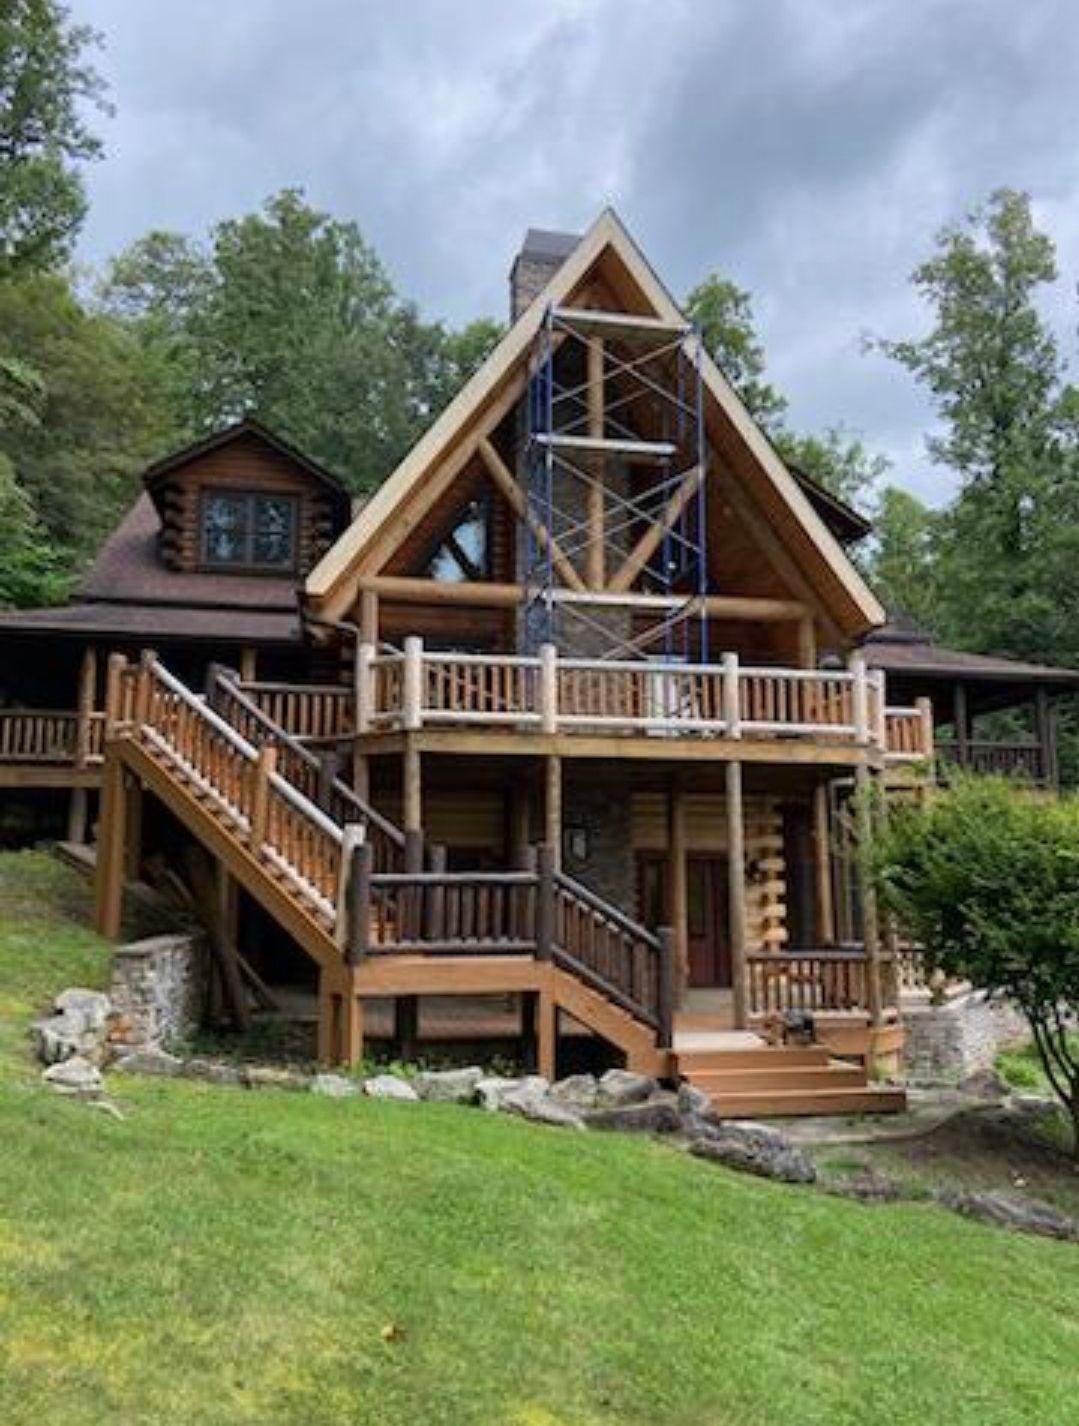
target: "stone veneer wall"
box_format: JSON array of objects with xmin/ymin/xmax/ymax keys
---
[
  {"xmin": 903, "ymin": 990, "xmax": 1029, "ymax": 1084},
  {"xmin": 562, "ymin": 777, "xmax": 635, "ymax": 913},
  {"xmin": 109, "ymin": 933, "xmax": 206, "ymax": 1053}
]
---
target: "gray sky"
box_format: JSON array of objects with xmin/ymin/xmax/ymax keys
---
[{"xmin": 73, "ymin": 0, "xmax": 1079, "ymax": 505}]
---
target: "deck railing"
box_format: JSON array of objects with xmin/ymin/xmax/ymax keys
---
[
  {"xmin": 746, "ymin": 948, "xmax": 899, "ymax": 1018},
  {"xmin": 939, "ymin": 740, "xmax": 1047, "ymax": 781},
  {"xmin": 231, "ymin": 681, "xmax": 353, "ymax": 744},
  {"xmin": 356, "ymin": 638, "xmax": 915, "ymax": 754},
  {"xmin": 0, "ymin": 709, "xmax": 105, "ymax": 766}
]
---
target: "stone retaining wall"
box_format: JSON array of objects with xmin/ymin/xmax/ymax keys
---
[
  {"xmin": 108, "ymin": 933, "xmax": 206, "ymax": 1053},
  {"xmin": 903, "ymin": 990, "xmax": 1028, "ymax": 1084}
]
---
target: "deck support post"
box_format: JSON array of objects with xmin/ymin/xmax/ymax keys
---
[
  {"xmin": 812, "ymin": 782, "xmax": 836, "ymax": 945},
  {"xmin": 1035, "ymin": 686, "xmax": 1057, "ymax": 787},
  {"xmin": 239, "ymin": 646, "xmax": 257, "ymax": 683},
  {"xmin": 953, "ymin": 682, "xmax": 970, "ymax": 768},
  {"xmin": 66, "ymin": 788, "xmax": 89, "ymax": 846},
  {"xmin": 726, "ymin": 760, "xmax": 749, "ymax": 1029},
  {"xmin": 318, "ymin": 970, "xmax": 364, "ymax": 1067},
  {"xmin": 544, "ymin": 754, "xmax": 562, "ymax": 869},
  {"xmin": 395, "ymin": 996, "xmax": 419, "ymax": 1062},
  {"xmin": 537, "ymin": 990, "xmax": 557, "ymax": 1080},
  {"xmin": 94, "ymin": 751, "xmax": 127, "ymax": 939},
  {"xmin": 402, "ymin": 738, "xmax": 422, "ymax": 842},
  {"xmin": 667, "ymin": 776, "xmax": 689, "ymax": 998},
  {"xmin": 123, "ymin": 776, "xmax": 143, "ymax": 882},
  {"xmin": 521, "ymin": 992, "xmax": 539, "ymax": 1072},
  {"xmin": 854, "ymin": 760, "xmax": 884, "ymax": 1036}
]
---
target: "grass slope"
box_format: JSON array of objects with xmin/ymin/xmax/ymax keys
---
[{"xmin": 0, "ymin": 852, "xmax": 1077, "ymax": 1426}]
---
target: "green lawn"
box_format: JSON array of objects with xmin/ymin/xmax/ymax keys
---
[{"xmin": 1, "ymin": 852, "xmax": 1078, "ymax": 1426}]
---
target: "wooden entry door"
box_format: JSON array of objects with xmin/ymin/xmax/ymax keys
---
[{"xmin": 687, "ymin": 856, "xmax": 731, "ymax": 988}]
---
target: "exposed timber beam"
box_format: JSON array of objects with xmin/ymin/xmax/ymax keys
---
[
  {"xmin": 477, "ymin": 438, "xmax": 586, "ymax": 593},
  {"xmin": 607, "ymin": 464, "xmax": 706, "ymax": 594}
]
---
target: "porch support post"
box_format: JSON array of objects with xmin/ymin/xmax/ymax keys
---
[
  {"xmin": 122, "ymin": 776, "xmax": 143, "ymax": 882},
  {"xmin": 1035, "ymin": 686, "xmax": 1057, "ymax": 787},
  {"xmin": 94, "ymin": 752, "xmax": 127, "ymax": 940},
  {"xmin": 797, "ymin": 615, "xmax": 816, "ymax": 670},
  {"xmin": 360, "ymin": 587, "xmax": 380, "ymax": 645},
  {"xmin": 854, "ymin": 760, "xmax": 884, "ymax": 1030},
  {"xmin": 667, "ymin": 775, "xmax": 689, "ymax": 998},
  {"xmin": 239, "ymin": 646, "xmax": 257, "ymax": 683},
  {"xmin": 953, "ymin": 682, "xmax": 970, "ymax": 768},
  {"xmin": 318, "ymin": 969, "xmax": 364, "ymax": 1067},
  {"xmin": 66, "ymin": 788, "xmax": 89, "ymax": 846},
  {"xmin": 726, "ymin": 760, "xmax": 748, "ymax": 1029},
  {"xmin": 395, "ymin": 995, "xmax": 419, "ymax": 1062},
  {"xmin": 509, "ymin": 780, "xmax": 532, "ymax": 860},
  {"xmin": 402, "ymin": 736, "xmax": 422, "ymax": 838},
  {"xmin": 537, "ymin": 988, "xmax": 557, "ymax": 1079},
  {"xmin": 544, "ymin": 754, "xmax": 562, "ymax": 869},
  {"xmin": 812, "ymin": 782, "xmax": 836, "ymax": 945}
]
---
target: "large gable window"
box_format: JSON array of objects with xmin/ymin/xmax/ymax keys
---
[
  {"xmin": 422, "ymin": 496, "xmax": 491, "ymax": 582},
  {"xmin": 201, "ymin": 491, "xmax": 297, "ymax": 570}
]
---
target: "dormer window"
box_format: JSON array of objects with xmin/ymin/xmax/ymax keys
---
[{"xmin": 201, "ymin": 491, "xmax": 298, "ymax": 571}]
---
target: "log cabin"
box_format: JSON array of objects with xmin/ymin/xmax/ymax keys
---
[{"xmin": 2, "ymin": 209, "xmax": 1077, "ymax": 1116}]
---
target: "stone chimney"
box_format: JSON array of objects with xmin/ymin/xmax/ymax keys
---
[{"xmin": 509, "ymin": 228, "xmax": 581, "ymax": 321}]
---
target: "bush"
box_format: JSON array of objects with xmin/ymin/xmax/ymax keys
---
[{"xmin": 874, "ymin": 777, "xmax": 1079, "ymax": 1153}]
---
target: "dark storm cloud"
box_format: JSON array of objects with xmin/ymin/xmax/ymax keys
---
[{"xmin": 73, "ymin": 0, "xmax": 1079, "ymax": 503}]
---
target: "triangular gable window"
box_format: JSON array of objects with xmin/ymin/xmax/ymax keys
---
[{"xmin": 421, "ymin": 495, "xmax": 492, "ymax": 582}]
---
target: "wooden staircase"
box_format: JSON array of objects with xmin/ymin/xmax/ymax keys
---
[{"xmin": 675, "ymin": 1040, "xmax": 906, "ymax": 1118}]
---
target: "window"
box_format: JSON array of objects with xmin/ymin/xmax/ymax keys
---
[
  {"xmin": 422, "ymin": 497, "xmax": 491, "ymax": 582},
  {"xmin": 201, "ymin": 491, "xmax": 297, "ymax": 570}
]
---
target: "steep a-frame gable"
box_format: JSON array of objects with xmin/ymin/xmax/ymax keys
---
[{"xmin": 306, "ymin": 209, "xmax": 884, "ymax": 639}]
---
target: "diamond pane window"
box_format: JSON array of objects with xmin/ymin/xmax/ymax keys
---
[
  {"xmin": 201, "ymin": 491, "xmax": 297, "ymax": 570},
  {"xmin": 422, "ymin": 498, "xmax": 490, "ymax": 582}
]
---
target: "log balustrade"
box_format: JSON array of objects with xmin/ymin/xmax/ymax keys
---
[
  {"xmin": 746, "ymin": 948, "xmax": 900, "ymax": 1018},
  {"xmin": 0, "ymin": 709, "xmax": 105, "ymax": 766}
]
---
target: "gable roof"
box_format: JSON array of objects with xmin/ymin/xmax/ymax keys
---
[{"xmin": 305, "ymin": 208, "xmax": 885, "ymax": 638}]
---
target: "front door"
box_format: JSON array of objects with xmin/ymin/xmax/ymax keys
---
[{"xmin": 687, "ymin": 856, "xmax": 731, "ymax": 988}]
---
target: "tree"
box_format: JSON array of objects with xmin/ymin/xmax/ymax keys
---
[
  {"xmin": 874, "ymin": 777, "xmax": 1079, "ymax": 1155},
  {"xmin": 686, "ymin": 271, "xmax": 887, "ymax": 512},
  {"xmin": 0, "ymin": 1, "xmax": 109, "ymax": 276},
  {"xmin": 100, "ymin": 192, "xmax": 504, "ymax": 494},
  {"xmin": 0, "ymin": 272, "xmax": 176, "ymax": 576},
  {"xmin": 685, "ymin": 273, "xmax": 787, "ymax": 433},
  {"xmin": 875, "ymin": 190, "xmax": 1079, "ymax": 660},
  {"xmin": 867, "ymin": 486, "xmax": 942, "ymax": 630}
]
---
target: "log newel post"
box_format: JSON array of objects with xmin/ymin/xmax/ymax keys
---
[
  {"xmin": 535, "ymin": 842, "xmax": 556, "ymax": 962},
  {"xmin": 104, "ymin": 652, "xmax": 127, "ymax": 738},
  {"xmin": 250, "ymin": 743, "xmax": 277, "ymax": 853},
  {"xmin": 656, "ymin": 926, "xmax": 675, "ymax": 1049},
  {"xmin": 339, "ymin": 830, "xmax": 371, "ymax": 965},
  {"xmin": 722, "ymin": 651, "xmax": 741, "ymax": 738},
  {"xmin": 75, "ymin": 646, "xmax": 97, "ymax": 771},
  {"xmin": 849, "ymin": 653, "xmax": 869, "ymax": 746},
  {"xmin": 870, "ymin": 669, "xmax": 887, "ymax": 751},
  {"xmin": 356, "ymin": 642, "xmax": 375, "ymax": 734},
  {"xmin": 316, "ymin": 750, "xmax": 339, "ymax": 812},
  {"xmin": 133, "ymin": 648, "xmax": 154, "ymax": 728},
  {"xmin": 402, "ymin": 635, "xmax": 424, "ymax": 732},
  {"xmin": 539, "ymin": 642, "xmax": 558, "ymax": 734}
]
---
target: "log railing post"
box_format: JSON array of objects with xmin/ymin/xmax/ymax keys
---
[
  {"xmin": 656, "ymin": 926, "xmax": 675, "ymax": 1049},
  {"xmin": 540, "ymin": 642, "xmax": 558, "ymax": 734},
  {"xmin": 536, "ymin": 842, "xmax": 556, "ymax": 961},
  {"xmin": 356, "ymin": 642, "xmax": 375, "ymax": 734},
  {"xmin": 917, "ymin": 696, "xmax": 935, "ymax": 763},
  {"xmin": 403, "ymin": 635, "xmax": 423, "ymax": 732},
  {"xmin": 343, "ymin": 835, "xmax": 372, "ymax": 965},
  {"xmin": 75, "ymin": 646, "xmax": 97, "ymax": 770},
  {"xmin": 103, "ymin": 652, "xmax": 127, "ymax": 738},
  {"xmin": 850, "ymin": 653, "xmax": 869, "ymax": 745},
  {"xmin": 316, "ymin": 750, "xmax": 339, "ymax": 811},
  {"xmin": 424, "ymin": 843, "xmax": 447, "ymax": 941},
  {"xmin": 870, "ymin": 670, "xmax": 887, "ymax": 751},
  {"xmin": 134, "ymin": 649, "xmax": 155, "ymax": 729},
  {"xmin": 250, "ymin": 743, "xmax": 277, "ymax": 853},
  {"xmin": 722, "ymin": 651, "xmax": 741, "ymax": 738}
]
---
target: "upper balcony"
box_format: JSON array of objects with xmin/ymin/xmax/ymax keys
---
[{"xmin": 338, "ymin": 639, "xmax": 934, "ymax": 766}]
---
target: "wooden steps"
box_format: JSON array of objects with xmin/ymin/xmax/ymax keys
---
[{"xmin": 676, "ymin": 1037, "xmax": 907, "ymax": 1119}]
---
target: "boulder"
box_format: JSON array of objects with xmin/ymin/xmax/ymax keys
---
[
  {"xmin": 364, "ymin": 1074, "xmax": 420, "ymax": 1102},
  {"xmin": 549, "ymin": 1074, "xmax": 599, "ymax": 1110},
  {"xmin": 595, "ymin": 1068, "xmax": 657, "ymax": 1108},
  {"xmin": 112, "ymin": 1048, "xmax": 184, "ymax": 1077},
  {"xmin": 677, "ymin": 1082, "xmax": 713, "ymax": 1120},
  {"xmin": 937, "ymin": 1190, "xmax": 1079, "ymax": 1243},
  {"xmin": 55, "ymin": 988, "xmax": 111, "ymax": 1036},
  {"xmin": 243, "ymin": 1065, "xmax": 311, "ymax": 1092},
  {"xmin": 690, "ymin": 1129, "xmax": 817, "ymax": 1184},
  {"xmin": 32, "ymin": 988, "xmax": 113, "ymax": 1065},
  {"xmin": 311, "ymin": 1073, "xmax": 360, "ymax": 1099},
  {"xmin": 179, "ymin": 1058, "xmax": 245, "ymax": 1087},
  {"xmin": 476, "ymin": 1075, "xmax": 547, "ymax": 1112},
  {"xmin": 42, "ymin": 1055, "xmax": 103, "ymax": 1096},
  {"xmin": 501, "ymin": 1082, "xmax": 584, "ymax": 1129},
  {"xmin": 32, "ymin": 1015, "xmax": 86, "ymax": 1065},
  {"xmin": 414, "ymin": 1067, "xmax": 484, "ymax": 1104},
  {"xmin": 584, "ymin": 1093, "xmax": 682, "ymax": 1135},
  {"xmin": 821, "ymin": 1167, "xmax": 908, "ymax": 1204}
]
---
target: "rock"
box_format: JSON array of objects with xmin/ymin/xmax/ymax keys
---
[
  {"xmin": 677, "ymin": 1082, "xmax": 713, "ymax": 1120},
  {"xmin": 311, "ymin": 1073, "xmax": 360, "ymax": 1099},
  {"xmin": 584, "ymin": 1094, "xmax": 682, "ymax": 1135},
  {"xmin": 112, "ymin": 1048, "xmax": 184, "ymax": 1077},
  {"xmin": 958, "ymin": 1068, "xmax": 1008, "ymax": 1100},
  {"xmin": 414, "ymin": 1067, "xmax": 483, "ymax": 1104},
  {"xmin": 822, "ymin": 1167, "xmax": 908, "ymax": 1203},
  {"xmin": 596, "ymin": 1068, "xmax": 657, "ymax": 1108},
  {"xmin": 42, "ymin": 1055, "xmax": 103, "ymax": 1096},
  {"xmin": 1007, "ymin": 1092, "xmax": 1062, "ymax": 1123},
  {"xmin": 501, "ymin": 1083, "xmax": 584, "ymax": 1129},
  {"xmin": 55, "ymin": 988, "xmax": 111, "ymax": 1035},
  {"xmin": 364, "ymin": 1074, "xmax": 419, "ymax": 1102},
  {"xmin": 549, "ymin": 1074, "xmax": 599, "ymax": 1110},
  {"xmin": 243, "ymin": 1065, "xmax": 311, "ymax": 1092},
  {"xmin": 690, "ymin": 1131, "xmax": 817, "ymax": 1184},
  {"xmin": 938, "ymin": 1190, "xmax": 1079, "ymax": 1243},
  {"xmin": 32, "ymin": 1015, "xmax": 84, "ymax": 1065},
  {"xmin": 179, "ymin": 1057, "xmax": 244, "ymax": 1087},
  {"xmin": 475, "ymin": 1075, "xmax": 547, "ymax": 1112}
]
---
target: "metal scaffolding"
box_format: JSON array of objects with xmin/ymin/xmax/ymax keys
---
[{"xmin": 523, "ymin": 304, "xmax": 710, "ymax": 660}]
